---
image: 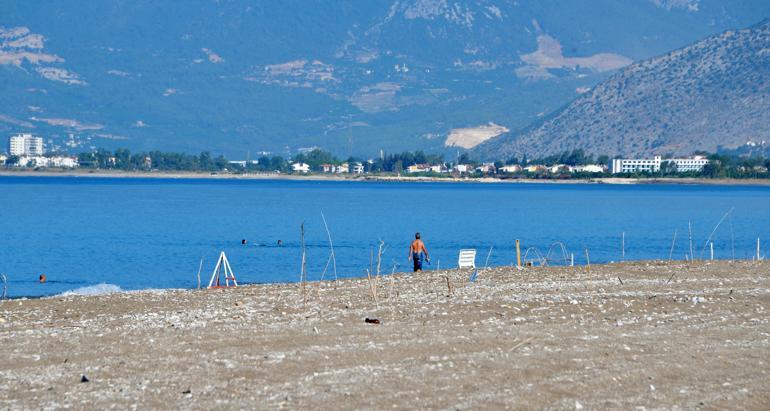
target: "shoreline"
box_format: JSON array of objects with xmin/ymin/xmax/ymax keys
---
[
  {"xmin": 7, "ymin": 257, "xmax": 766, "ymax": 300},
  {"xmin": 2, "ymin": 169, "xmax": 770, "ymax": 186},
  {"xmin": 0, "ymin": 259, "xmax": 764, "ymax": 303},
  {"xmin": 2, "ymin": 260, "xmax": 768, "ymax": 408}
]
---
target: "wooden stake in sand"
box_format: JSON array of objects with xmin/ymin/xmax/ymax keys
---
[
  {"xmin": 376, "ymin": 240, "xmax": 385, "ymax": 277},
  {"xmin": 300, "ymin": 222, "xmax": 307, "ymax": 303},
  {"xmin": 688, "ymin": 221, "xmax": 694, "ymax": 263},
  {"xmin": 374, "ymin": 240, "xmax": 386, "ymax": 300},
  {"xmin": 196, "ymin": 257, "xmax": 203, "ymax": 290},
  {"xmin": 516, "ymin": 239, "xmax": 522, "ymax": 269},
  {"xmin": 668, "ymin": 229, "xmax": 677, "ymax": 261},
  {"xmin": 320, "ymin": 212, "xmax": 338, "ymax": 281},
  {"xmin": 484, "ymin": 246, "xmax": 493, "ymax": 269},
  {"xmin": 699, "ymin": 208, "xmax": 734, "ymax": 260},
  {"xmin": 366, "ymin": 269, "xmax": 378, "ymax": 304},
  {"xmin": 443, "ymin": 275, "xmax": 453, "ymax": 296}
]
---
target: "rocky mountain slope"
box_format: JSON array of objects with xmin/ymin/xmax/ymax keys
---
[
  {"xmin": 476, "ymin": 18, "xmax": 770, "ymax": 159},
  {"xmin": 1, "ymin": 1, "xmax": 769, "ymax": 157}
]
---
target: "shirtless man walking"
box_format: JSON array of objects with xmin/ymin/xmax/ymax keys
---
[{"xmin": 408, "ymin": 232, "xmax": 430, "ymax": 272}]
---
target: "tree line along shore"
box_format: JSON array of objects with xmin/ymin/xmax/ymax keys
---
[{"xmin": 3, "ymin": 147, "xmax": 770, "ymax": 180}]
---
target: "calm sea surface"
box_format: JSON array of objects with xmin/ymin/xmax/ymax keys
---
[{"xmin": 1, "ymin": 176, "xmax": 768, "ymax": 297}]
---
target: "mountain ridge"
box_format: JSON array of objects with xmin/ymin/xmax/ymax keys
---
[
  {"xmin": 474, "ymin": 17, "xmax": 770, "ymax": 160},
  {"xmin": 1, "ymin": 1, "xmax": 769, "ymax": 157}
]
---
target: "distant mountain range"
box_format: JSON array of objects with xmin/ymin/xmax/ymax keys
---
[
  {"xmin": 475, "ymin": 17, "xmax": 770, "ymax": 160},
  {"xmin": 1, "ymin": 1, "xmax": 769, "ymax": 157}
]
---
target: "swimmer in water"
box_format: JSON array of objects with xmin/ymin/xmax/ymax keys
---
[
  {"xmin": 277, "ymin": 239, "xmax": 283, "ymax": 247},
  {"xmin": 39, "ymin": 274, "xmax": 47, "ymax": 283}
]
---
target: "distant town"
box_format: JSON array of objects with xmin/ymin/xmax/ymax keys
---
[{"xmin": 3, "ymin": 132, "xmax": 770, "ymax": 180}]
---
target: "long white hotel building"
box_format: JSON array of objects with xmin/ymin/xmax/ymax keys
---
[{"xmin": 610, "ymin": 155, "xmax": 709, "ymax": 174}]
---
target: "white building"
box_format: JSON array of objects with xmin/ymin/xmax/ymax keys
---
[
  {"xmin": 499, "ymin": 164, "xmax": 522, "ymax": 173},
  {"xmin": 406, "ymin": 164, "xmax": 431, "ymax": 173},
  {"xmin": 228, "ymin": 160, "xmax": 258, "ymax": 168},
  {"xmin": 291, "ymin": 162, "xmax": 310, "ymax": 173},
  {"xmin": 335, "ymin": 163, "xmax": 350, "ymax": 174},
  {"xmin": 610, "ymin": 155, "xmax": 709, "ymax": 174},
  {"xmin": 8, "ymin": 134, "xmax": 26, "ymax": 155},
  {"xmin": 475, "ymin": 163, "xmax": 496, "ymax": 174},
  {"xmin": 47, "ymin": 156, "xmax": 78, "ymax": 168},
  {"xmin": 669, "ymin": 156, "xmax": 710, "ymax": 172},
  {"xmin": 9, "ymin": 133, "xmax": 44, "ymax": 156},
  {"xmin": 453, "ymin": 164, "xmax": 470, "ymax": 173},
  {"xmin": 548, "ymin": 164, "xmax": 571, "ymax": 173},
  {"xmin": 524, "ymin": 165, "xmax": 546, "ymax": 173},
  {"xmin": 574, "ymin": 164, "xmax": 605, "ymax": 173},
  {"xmin": 14, "ymin": 156, "xmax": 78, "ymax": 168},
  {"xmin": 351, "ymin": 162, "xmax": 364, "ymax": 174}
]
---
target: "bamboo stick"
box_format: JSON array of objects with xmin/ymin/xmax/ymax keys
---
[
  {"xmin": 196, "ymin": 257, "xmax": 203, "ymax": 290},
  {"xmin": 484, "ymin": 246, "xmax": 493, "ymax": 269},
  {"xmin": 300, "ymin": 222, "xmax": 307, "ymax": 304},
  {"xmin": 375, "ymin": 240, "xmax": 386, "ymax": 300},
  {"xmin": 699, "ymin": 208, "xmax": 734, "ymax": 259},
  {"xmin": 376, "ymin": 240, "xmax": 385, "ymax": 277},
  {"xmin": 320, "ymin": 254, "xmax": 332, "ymax": 281},
  {"xmin": 320, "ymin": 211, "xmax": 337, "ymax": 281},
  {"xmin": 366, "ymin": 269, "xmax": 378, "ymax": 304},
  {"xmin": 688, "ymin": 221, "xmax": 694, "ymax": 263},
  {"xmin": 668, "ymin": 229, "xmax": 677, "ymax": 261}
]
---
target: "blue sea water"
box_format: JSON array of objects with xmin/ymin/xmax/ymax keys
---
[{"xmin": 0, "ymin": 176, "xmax": 768, "ymax": 298}]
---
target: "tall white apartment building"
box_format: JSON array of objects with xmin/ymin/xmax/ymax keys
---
[
  {"xmin": 8, "ymin": 133, "xmax": 44, "ymax": 156},
  {"xmin": 611, "ymin": 155, "xmax": 709, "ymax": 174}
]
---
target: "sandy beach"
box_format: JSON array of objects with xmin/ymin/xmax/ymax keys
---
[
  {"xmin": 2, "ymin": 169, "xmax": 770, "ymax": 186},
  {"xmin": 1, "ymin": 261, "xmax": 768, "ymax": 409}
]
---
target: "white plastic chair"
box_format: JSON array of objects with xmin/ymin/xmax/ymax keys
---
[
  {"xmin": 458, "ymin": 249, "xmax": 478, "ymax": 281},
  {"xmin": 458, "ymin": 249, "xmax": 477, "ymax": 269}
]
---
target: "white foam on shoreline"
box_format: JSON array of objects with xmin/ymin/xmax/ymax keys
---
[
  {"xmin": 126, "ymin": 288, "xmax": 170, "ymax": 295},
  {"xmin": 58, "ymin": 284, "xmax": 122, "ymax": 297}
]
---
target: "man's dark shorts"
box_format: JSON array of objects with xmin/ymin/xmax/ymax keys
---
[{"xmin": 413, "ymin": 252, "xmax": 422, "ymax": 271}]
